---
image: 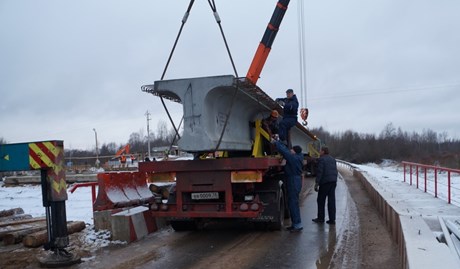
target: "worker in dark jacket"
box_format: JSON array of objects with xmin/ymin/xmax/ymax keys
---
[
  {"xmin": 273, "ymin": 140, "xmax": 304, "ymax": 232},
  {"xmin": 313, "ymin": 146, "xmax": 338, "ymax": 224},
  {"xmin": 262, "ymin": 110, "xmax": 280, "ymax": 155},
  {"xmin": 276, "ymin": 89, "xmax": 299, "ymax": 144}
]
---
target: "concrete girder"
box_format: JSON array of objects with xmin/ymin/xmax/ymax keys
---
[{"xmin": 143, "ymin": 75, "xmax": 316, "ymax": 153}]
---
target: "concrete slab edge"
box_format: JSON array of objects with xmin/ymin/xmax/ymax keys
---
[{"xmin": 350, "ymin": 168, "xmax": 460, "ymax": 269}]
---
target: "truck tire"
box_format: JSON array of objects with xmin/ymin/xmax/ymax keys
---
[{"xmin": 268, "ymin": 189, "xmax": 285, "ymax": 231}]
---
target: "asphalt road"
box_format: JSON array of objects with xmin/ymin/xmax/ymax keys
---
[{"xmin": 77, "ymin": 175, "xmax": 359, "ymax": 269}]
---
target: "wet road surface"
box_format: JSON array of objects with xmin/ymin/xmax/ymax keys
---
[{"xmin": 77, "ymin": 175, "xmax": 359, "ymax": 269}]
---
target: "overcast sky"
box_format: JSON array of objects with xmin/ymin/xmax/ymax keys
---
[{"xmin": 1, "ymin": 0, "xmax": 459, "ymax": 150}]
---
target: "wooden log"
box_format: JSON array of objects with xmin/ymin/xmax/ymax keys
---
[
  {"xmin": 149, "ymin": 183, "xmax": 160, "ymax": 193},
  {"xmin": 3, "ymin": 225, "xmax": 47, "ymax": 245},
  {"xmin": 23, "ymin": 221, "xmax": 86, "ymax": 248},
  {"xmin": 0, "ymin": 208, "xmax": 24, "ymax": 217},
  {"xmin": 0, "ymin": 214, "xmax": 32, "ymax": 223},
  {"xmin": 0, "ymin": 217, "xmax": 46, "ymax": 228},
  {"xmin": 0, "ymin": 220, "xmax": 46, "ymax": 240},
  {"xmin": 149, "ymin": 183, "xmax": 174, "ymax": 199},
  {"xmin": 161, "ymin": 187, "xmax": 170, "ymax": 199}
]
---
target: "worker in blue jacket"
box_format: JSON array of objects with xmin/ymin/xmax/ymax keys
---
[
  {"xmin": 276, "ymin": 89, "xmax": 299, "ymax": 144},
  {"xmin": 273, "ymin": 140, "xmax": 304, "ymax": 232},
  {"xmin": 313, "ymin": 146, "xmax": 338, "ymax": 224}
]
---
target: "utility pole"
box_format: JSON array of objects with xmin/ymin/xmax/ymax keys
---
[
  {"xmin": 145, "ymin": 111, "xmax": 151, "ymax": 160},
  {"xmin": 93, "ymin": 128, "xmax": 100, "ymax": 168}
]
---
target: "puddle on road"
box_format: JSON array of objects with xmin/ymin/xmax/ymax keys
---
[{"xmin": 315, "ymin": 226, "xmax": 336, "ymax": 268}]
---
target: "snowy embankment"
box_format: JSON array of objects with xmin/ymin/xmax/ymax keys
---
[
  {"xmin": 0, "ymin": 182, "xmax": 94, "ymax": 224},
  {"xmin": 354, "ymin": 160, "xmax": 460, "ymax": 206}
]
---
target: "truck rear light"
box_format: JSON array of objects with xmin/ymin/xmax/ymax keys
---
[
  {"xmin": 250, "ymin": 203, "xmax": 260, "ymax": 211},
  {"xmin": 231, "ymin": 171, "xmax": 262, "ymax": 183},
  {"xmin": 239, "ymin": 203, "xmax": 249, "ymax": 211}
]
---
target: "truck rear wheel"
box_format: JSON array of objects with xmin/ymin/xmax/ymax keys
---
[{"xmin": 268, "ymin": 189, "xmax": 285, "ymax": 230}]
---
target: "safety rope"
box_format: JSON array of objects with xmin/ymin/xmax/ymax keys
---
[
  {"xmin": 214, "ymin": 80, "xmax": 240, "ymax": 152},
  {"xmin": 168, "ymin": 116, "xmax": 184, "ymax": 154}
]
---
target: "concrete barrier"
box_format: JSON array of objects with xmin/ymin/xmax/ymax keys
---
[{"xmin": 111, "ymin": 206, "xmax": 157, "ymax": 243}]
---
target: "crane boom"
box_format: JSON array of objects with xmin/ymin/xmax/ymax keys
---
[{"xmin": 246, "ymin": 0, "xmax": 291, "ymax": 85}]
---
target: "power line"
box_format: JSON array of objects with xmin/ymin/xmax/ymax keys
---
[{"xmin": 309, "ymin": 82, "xmax": 460, "ymax": 101}]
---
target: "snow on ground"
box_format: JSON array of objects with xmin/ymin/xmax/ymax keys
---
[
  {"xmin": 353, "ymin": 160, "xmax": 460, "ymax": 206},
  {"xmin": 0, "ymin": 180, "xmax": 123, "ymax": 251},
  {"xmin": 0, "ymin": 182, "xmax": 95, "ymax": 224}
]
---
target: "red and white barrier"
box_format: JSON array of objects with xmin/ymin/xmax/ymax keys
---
[{"xmin": 111, "ymin": 206, "xmax": 157, "ymax": 243}]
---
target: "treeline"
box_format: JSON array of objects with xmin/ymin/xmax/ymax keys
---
[
  {"xmin": 310, "ymin": 123, "xmax": 460, "ymax": 169},
  {"xmin": 1, "ymin": 122, "xmax": 459, "ymax": 169},
  {"xmin": 65, "ymin": 121, "xmax": 177, "ymax": 165}
]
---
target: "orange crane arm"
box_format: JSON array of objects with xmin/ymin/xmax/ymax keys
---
[
  {"xmin": 115, "ymin": 144, "xmax": 130, "ymax": 157},
  {"xmin": 246, "ymin": 0, "xmax": 291, "ymax": 85}
]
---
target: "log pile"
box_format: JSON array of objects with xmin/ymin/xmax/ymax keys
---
[
  {"xmin": 149, "ymin": 183, "xmax": 175, "ymax": 199},
  {"xmin": 0, "ymin": 207, "xmax": 85, "ymax": 248}
]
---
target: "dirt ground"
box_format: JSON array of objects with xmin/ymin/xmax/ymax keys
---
[
  {"xmin": 0, "ymin": 168, "xmax": 402, "ymax": 269},
  {"xmin": 0, "ymin": 229, "xmax": 108, "ymax": 269},
  {"xmin": 338, "ymin": 167, "xmax": 401, "ymax": 269}
]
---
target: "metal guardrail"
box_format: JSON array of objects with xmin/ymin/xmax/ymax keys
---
[
  {"xmin": 402, "ymin": 161, "xmax": 460, "ymax": 204},
  {"xmin": 336, "ymin": 160, "xmax": 356, "ymax": 170},
  {"xmin": 69, "ymin": 182, "xmax": 98, "ymax": 205}
]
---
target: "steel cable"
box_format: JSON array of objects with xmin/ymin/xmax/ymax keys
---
[
  {"xmin": 206, "ymin": 0, "xmax": 241, "ymax": 151},
  {"xmin": 158, "ymin": 0, "xmax": 195, "ymax": 141}
]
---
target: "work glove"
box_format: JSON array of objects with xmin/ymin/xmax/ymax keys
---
[
  {"xmin": 270, "ymin": 134, "xmax": 279, "ymax": 144},
  {"xmin": 275, "ymin": 98, "xmax": 285, "ymax": 106},
  {"xmin": 314, "ymin": 183, "xmax": 319, "ymax": 192}
]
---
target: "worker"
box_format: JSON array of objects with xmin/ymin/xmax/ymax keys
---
[
  {"xmin": 313, "ymin": 146, "xmax": 338, "ymax": 225},
  {"xmin": 262, "ymin": 110, "xmax": 280, "ymax": 137},
  {"xmin": 276, "ymin": 89, "xmax": 299, "ymax": 145},
  {"xmin": 120, "ymin": 153, "xmax": 127, "ymax": 168},
  {"xmin": 130, "ymin": 154, "xmax": 136, "ymax": 165},
  {"xmin": 272, "ymin": 138, "xmax": 304, "ymax": 232},
  {"xmin": 261, "ymin": 110, "xmax": 280, "ymax": 155}
]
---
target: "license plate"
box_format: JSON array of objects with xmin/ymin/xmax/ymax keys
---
[{"xmin": 191, "ymin": 192, "xmax": 219, "ymax": 200}]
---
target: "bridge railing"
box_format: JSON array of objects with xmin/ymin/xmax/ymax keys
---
[{"xmin": 402, "ymin": 161, "xmax": 460, "ymax": 205}]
